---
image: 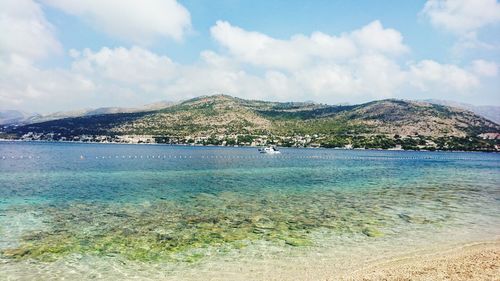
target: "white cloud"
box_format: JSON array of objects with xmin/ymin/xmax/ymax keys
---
[
  {"xmin": 409, "ymin": 60, "xmax": 480, "ymax": 93},
  {"xmin": 210, "ymin": 21, "xmax": 313, "ymax": 70},
  {"xmin": 422, "ymin": 0, "xmax": 500, "ymax": 55},
  {"xmin": 472, "ymin": 60, "xmax": 498, "ymax": 76},
  {"xmin": 422, "ymin": 0, "xmax": 500, "ymax": 34},
  {"xmin": 350, "ymin": 20, "xmax": 409, "ymax": 55},
  {"xmin": 206, "ymin": 21, "xmax": 486, "ymax": 103},
  {"xmin": 351, "ymin": 55, "xmax": 407, "ymax": 98},
  {"xmin": 0, "ymin": 18, "xmax": 493, "ymax": 112},
  {"xmin": 0, "ymin": 55, "xmax": 95, "ymax": 111},
  {"xmin": 72, "ymin": 46, "xmax": 177, "ymax": 84},
  {"xmin": 0, "ymin": 46, "xmax": 179, "ymax": 112},
  {"xmin": 163, "ymin": 50, "xmax": 480, "ymax": 105},
  {"xmin": 210, "ymin": 20, "xmax": 407, "ymax": 71},
  {"xmin": 42, "ymin": 0, "xmax": 191, "ymax": 43},
  {"xmin": 0, "ymin": 0, "xmax": 85, "ymax": 111},
  {"xmin": 451, "ymin": 31, "xmax": 497, "ymax": 55},
  {"xmin": 0, "ymin": 0, "xmax": 61, "ymax": 60},
  {"xmin": 288, "ymin": 55, "xmax": 407, "ymax": 102}
]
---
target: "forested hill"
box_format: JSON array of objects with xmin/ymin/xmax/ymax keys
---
[{"xmin": 8, "ymin": 94, "xmax": 498, "ymax": 139}]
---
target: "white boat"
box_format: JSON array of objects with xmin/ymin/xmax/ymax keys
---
[{"xmin": 259, "ymin": 146, "xmax": 281, "ymax": 154}]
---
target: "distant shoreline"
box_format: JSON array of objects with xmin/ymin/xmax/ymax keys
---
[{"xmin": 0, "ymin": 138, "xmax": 498, "ymax": 153}]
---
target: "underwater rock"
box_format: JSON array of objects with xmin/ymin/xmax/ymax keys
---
[
  {"xmin": 398, "ymin": 213, "xmax": 412, "ymax": 223},
  {"xmin": 105, "ymin": 212, "xmax": 130, "ymax": 218},
  {"xmin": 254, "ymin": 222, "xmax": 275, "ymax": 230},
  {"xmin": 156, "ymin": 233, "xmax": 174, "ymax": 241},
  {"xmin": 252, "ymin": 228, "xmax": 267, "ymax": 234},
  {"xmin": 2, "ymin": 248, "xmax": 31, "ymax": 258},
  {"xmin": 362, "ymin": 227, "xmax": 383, "ymax": 237},
  {"xmin": 121, "ymin": 228, "xmax": 138, "ymax": 236},
  {"xmin": 284, "ymin": 237, "xmax": 312, "ymax": 247},
  {"xmin": 22, "ymin": 231, "xmax": 47, "ymax": 241},
  {"xmin": 8, "ymin": 186, "xmax": 456, "ymax": 263},
  {"xmin": 183, "ymin": 253, "xmax": 204, "ymax": 263},
  {"xmin": 398, "ymin": 213, "xmax": 430, "ymax": 224}
]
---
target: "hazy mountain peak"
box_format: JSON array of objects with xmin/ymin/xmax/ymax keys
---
[{"xmin": 424, "ymin": 99, "xmax": 500, "ymax": 124}]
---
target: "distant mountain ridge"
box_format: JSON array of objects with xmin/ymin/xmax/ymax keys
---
[
  {"xmin": 0, "ymin": 110, "xmax": 34, "ymax": 125},
  {"xmin": 424, "ymin": 99, "xmax": 500, "ymax": 124},
  {"xmin": 5, "ymin": 95, "xmax": 499, "ymax": 139},
  {"xmin": 0, "ymin": 101, "xmax": 174, "ymax": 126}
]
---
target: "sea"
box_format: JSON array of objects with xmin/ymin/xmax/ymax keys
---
[{"xmin": 0, "ymin": 141, "xmax": 499, "ymax": 280}]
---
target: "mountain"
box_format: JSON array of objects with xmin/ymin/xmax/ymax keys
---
[
  {"xmin": 0, "ymin": 101, "xmax": 173, "ymax": 126},
  {"xmin": 6, "ymin": 95, "xmax": 499, "ymax": 139},
  {"xmin": 425, "ymin": 99, "xmax": 500, "ymax": 124},
  {"xmin": 0, "ymin": 110, "xmax": 38, "ymax": 125}
]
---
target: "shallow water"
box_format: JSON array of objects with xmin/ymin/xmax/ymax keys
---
[{"xmin": 0, "ymin": 142, "xmax": 499, "ymax": 279}]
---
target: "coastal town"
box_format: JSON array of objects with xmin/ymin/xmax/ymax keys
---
[{"xmin": 7, "ymin": 131, "xmax": 499, "ymax": 151}]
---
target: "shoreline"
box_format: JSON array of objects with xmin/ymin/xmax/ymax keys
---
[
  {"xmin": 343, "ymin": 240, "xmax": 500, "ymax": 281},
  {"xmin": 2, "ymin": 239, "xmax": 498, "ymax": 280},
  {"xmin": 0, "ymin": 139, "xmax": 498, "ymax": 153}
]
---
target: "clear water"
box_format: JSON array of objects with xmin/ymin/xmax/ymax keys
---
[{"xmin": 0, "ymin": 142, "xmax": 499, "ymax": 279}]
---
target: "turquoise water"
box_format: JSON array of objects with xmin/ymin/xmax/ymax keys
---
[{"xmin": 0, "ymin": 142, "xmax": 499, "ymax": 277}]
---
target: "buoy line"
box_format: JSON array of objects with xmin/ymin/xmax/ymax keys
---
[
  {"xmin": 66, "ymin": 155, "xmax": 487, "ymax": 162},
  {"xmin": 0, "ymin": 154, "xmax": 492, "ymax": 162},
  {"xmin": 0, "ymin": 155, "xmax": 41, "ymax": 160}
]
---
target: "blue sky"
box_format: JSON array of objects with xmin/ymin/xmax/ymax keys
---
[
  {"xmin": 43, "ymin": 1, "xmax": 458, "ymax": 64},
  {"xmin": 1, "ymin": 0, "xmax": 499, "ymax": 113}
]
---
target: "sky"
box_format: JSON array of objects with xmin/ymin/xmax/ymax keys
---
[{"xmin": 1, "ymin": 0, "xmax": 500, "ymax": 113}]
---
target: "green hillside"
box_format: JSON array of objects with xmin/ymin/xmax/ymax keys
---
[{"xmin": 5, "ymin": 94, "xmax": 499, "ymax": 151}]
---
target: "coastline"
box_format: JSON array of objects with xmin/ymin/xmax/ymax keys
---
[
  {"xmin": 2, "ymin": 239, "xmax": 498, "ymax": 280},
  {"xmin": 344, "ymin": 240, "xmax": 500, "ymax": 281},
  {"xmin": 0, "ymin": 139, "xmax": 498, "ymax": 153},
  {"xmin": 175, "ymin": 238, "xmax": 500, "ymax": 281}
]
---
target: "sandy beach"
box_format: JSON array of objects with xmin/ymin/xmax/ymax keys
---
[
  {"xmin": 1, "ymin": 240, "xmax": 499, "ymax": 280},
  {"xmin": 344, "ymin": 240, "xmax": 500, "ymax": 281}
]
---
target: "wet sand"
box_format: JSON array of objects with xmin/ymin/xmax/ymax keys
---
[
  {"xmin": 343, "ymin": 240, "xmax": 500, "ymax": 281},
  {"xmin": 1, "ymin": 240, "xmax": 499, "ymax": 280}
]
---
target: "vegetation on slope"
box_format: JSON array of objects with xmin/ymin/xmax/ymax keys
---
[{"xmin": 5, "ymin": 95, "xmax": 499, "ymax": 151}]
